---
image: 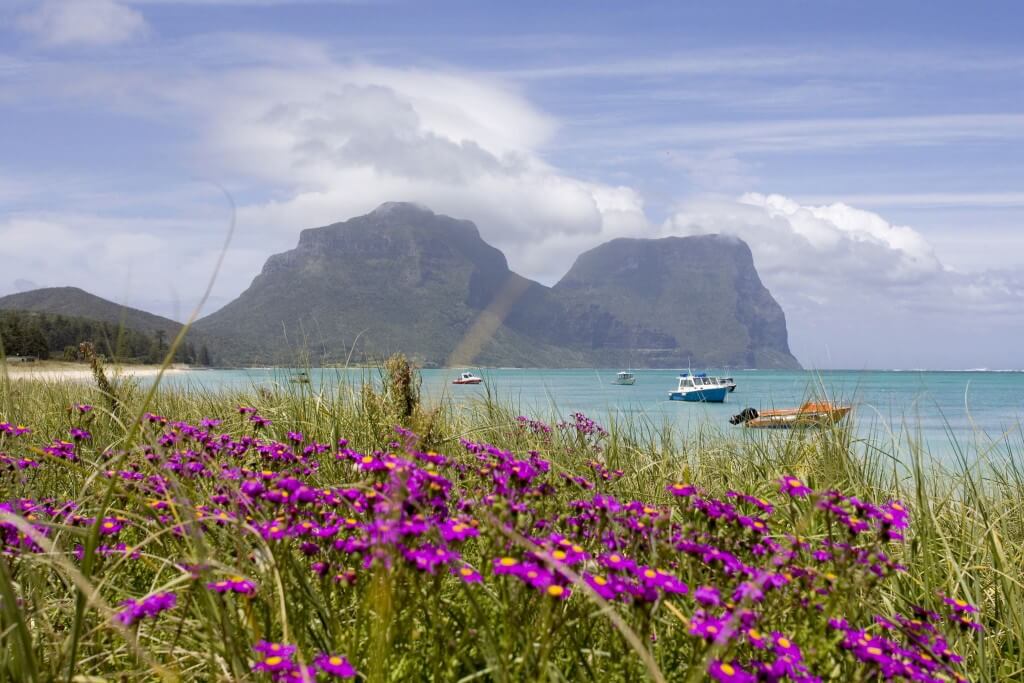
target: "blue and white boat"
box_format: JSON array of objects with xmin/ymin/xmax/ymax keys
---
[{"xmin": 669, "ymin": 372, "xmax": 729, "ymax": 402}]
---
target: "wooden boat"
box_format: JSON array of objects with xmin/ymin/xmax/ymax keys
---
[
  {"xmin": 452, "ymin": 372, "xmax": 483, "ymax": 385},
  {"xmin": 612, "ymin": 371, "xmax": 636, "ymax": 385},
  {"xmin": 730, "ymin": 401, "xmax": 851, "ymax": 429}
]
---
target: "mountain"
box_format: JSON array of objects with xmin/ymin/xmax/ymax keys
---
[
  {"xmin": 0, "ymin": 287, "xmax": 212, "ymax": 364},
  {"xmin": 547, "ymin": 236, "xmax": 797, "ymax": 368},
  {"xmin": 0, "ymin": 287, "xmax": 183, "ymax": 337},
  {"xmin": 196, "ymin": 203, "xmax": 800, "ymax": 369},
  {"xmin": 193, "ymin": 203, "xmax": 586, "ymax": 367}
]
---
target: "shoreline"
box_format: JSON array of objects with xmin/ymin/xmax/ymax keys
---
[{"xmin": 2, "ymin": 361, "xmax": 190, "ymax": 381}]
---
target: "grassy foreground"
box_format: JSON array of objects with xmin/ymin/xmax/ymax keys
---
[{"xmin": 0, "ymin": 360, "xmax": 1020, "ymax": 682}]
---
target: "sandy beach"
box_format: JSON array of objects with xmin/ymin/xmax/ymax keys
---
[{"xmin": 2, "ymin": 361, "xmax": 190, "ymax": 381}]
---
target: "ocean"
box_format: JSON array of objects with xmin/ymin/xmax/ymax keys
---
[{"xmin": 158, "ymin": 368, "xmax": 1024, "ymax": 462}]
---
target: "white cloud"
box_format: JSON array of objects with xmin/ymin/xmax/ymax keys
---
[
  {"xmin": 793, "ymin": 192, "xmax": 1024, "ymax": 209},
  {"xmin": 3, "ymin": 33, "xmax": 1023, "ymax": 367},
  {"xmin": 567, "ymin": 114, "xmax": 1024, "ymax": 155},
  {"xmin": 664, "ymin": 194, "xmax": 1024, "ymax": 368},
  {"xmin": 117, "ymin": 59, "xmax": 652, "ymax": 284},
  {"xmin": 16, "ymin": 0, "xmax": 148, "ymax": 47}
]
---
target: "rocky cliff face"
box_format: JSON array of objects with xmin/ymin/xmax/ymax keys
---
[
  {"xmin": 194, "ymin": 203, "xmax": 801, "ymax": 368},
  {"xmin": 549, "ymin": 236, "xmax": 798, "ymax": 368},
  {"xmin": 193, "ymin": 203, "xmax": 583, "ymax": 366}
]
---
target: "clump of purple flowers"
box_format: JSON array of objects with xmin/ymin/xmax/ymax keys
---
[
  {"xmin": 558, "ymin": 412, "xmax": 608, "ymax": 438},
  {"xmin": 115, "ymin": 591, "xmax": 177, "ymax": 626},
  {"xmin": 0, "ymin": 409, "xmax": 980, "ymax": 682}
]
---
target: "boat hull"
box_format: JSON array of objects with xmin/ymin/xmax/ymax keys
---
[
  {"xmin": 744, "ymin": 404, "xmax": 851, "ymax": 429},
  {"xmin": 669, "ymin": 386, "xmax": 729, "ymax": 402},
  {"xmin": 612, "ymin": 378, "xmax": 636, "ymax": 385},
  {"xmin": 452, "ymin": 379, "xmax": 482, "ymax": 385}
]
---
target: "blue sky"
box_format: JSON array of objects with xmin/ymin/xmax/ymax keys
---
[{"xmin": 1, "ymin": 0, "xmax": 1023, "ymax": 368}]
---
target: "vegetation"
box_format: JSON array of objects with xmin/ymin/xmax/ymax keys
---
[
  {"xmin": 0, "ymin": 358, "xmax": 1018, "ymax": 682},
  {"xmin": 192, "ymin": 202, "xmax": 799, "ymax": 368},
  {"xmin": 0, "ymin": 287, "xmax": 184, "ymax": 339},
  {"xmin": 0, "ymin": 309, "xmax": 210, "ymax": 364}
]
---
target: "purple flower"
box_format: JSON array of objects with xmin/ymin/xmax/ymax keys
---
[
  {"xmin": 115, "ymin": 591, "xmax": 177, "ymax": 626},
  {"xmin": 315, "ymin": 653, "xmax": 356, "ymax": 678},
  {"xmin": 943, "ymin": 595, "xmax": 978, "ymax": 614},
  {"xmin": 451, "ymin": 565, "xmax": 482, "ymax": 583},
  {"xmin": 667, "ymin": 483, "xmax": 698, "ymax": 497},
  {"xmin": 98, "ymin": 518, "xmax": 125, "ymax": 535},
  {"xmin": 208, "ymin": 576, "xmax": 256, "ymax": 595},
  {"xmin": 689, "ymin": 612, "xmax": 734, "ymax": 642},
  {"xmin": 779, "ymin": 475, "xmax": 812, "ymax": 497},
  {"xmin": 69, "ymin": 427, "xmax": 91, "ymax": 441},
  {"xmin": 583, "ymin": 573, "xmax": 619, "ymax": 600},
  {"xmin": 694, "ymin": 585, "xmax": 722, "ymax": 607},
  {"xmin": 708, "ymin": 660, "xmax": 755, "ymax": 683}
]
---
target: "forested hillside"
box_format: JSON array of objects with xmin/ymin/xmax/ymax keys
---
[{"xmin": 0, "ymin": 310, "xmax": 210, "ymax": 364}]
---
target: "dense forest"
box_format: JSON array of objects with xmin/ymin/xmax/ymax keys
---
[{"xmin": 0, "ymin": 310, "xmax": 211, "ymax": 365}]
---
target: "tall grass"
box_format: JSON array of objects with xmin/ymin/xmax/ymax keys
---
[{"xmin": 0, "ymin": 367, "xmax": 1021, "ymax": 681}]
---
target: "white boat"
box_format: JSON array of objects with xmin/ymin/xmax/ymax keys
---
[
  {"xmin": 720, "ymin": 376, "xmax": 737, "ymax": 392},
  {"xmin": 669, "ymin": 372, "xmax": 729, "ymax": 403},
  {"xmin": 612, "ymin": 371, "xmax": 636, "ymax": 385},
  {"xmin": 452, "ymin": 372, "xmax": 483, "ymax": 385}
]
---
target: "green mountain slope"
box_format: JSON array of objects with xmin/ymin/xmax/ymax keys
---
[
  {"xmin": 195, "ymin": 203, "xmax": 800, "ymax": 368},
  {"xmin": 0, "ymin": 288, "xmax": 215, "ymax": 365},
  {"xmin": 550, "ymin": 236, "xmax": 799, "ymax": 369},
  {"xmin": 0, "ymin": 287, "xmax": 183, "ymax": 337},
  {"xmin": 193, "ymin": 203, "xmax": 585, "ymax": 367}
]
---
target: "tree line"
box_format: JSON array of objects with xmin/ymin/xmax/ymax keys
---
[{"xmin": 0, "ymin": 310, "xmax": 213, "ymax": 365}]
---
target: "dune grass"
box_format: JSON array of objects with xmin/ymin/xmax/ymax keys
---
[{"xmin": 0, "ymin": 360, "xmax": 1020, "ymax": 682}]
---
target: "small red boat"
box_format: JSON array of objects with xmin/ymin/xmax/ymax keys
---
[{"xmin": 452, "ymin": 372, "xmax": 483, "ymax": 385}]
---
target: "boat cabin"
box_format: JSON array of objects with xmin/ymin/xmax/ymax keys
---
[{"xmin": 677, "ymin": 372, "xmax": 720, "ymax": 390}]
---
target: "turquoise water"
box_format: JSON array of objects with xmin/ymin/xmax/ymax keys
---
[{"xmin": 159, "ymin": 368, "xmax": 1024, "ymax": 459}]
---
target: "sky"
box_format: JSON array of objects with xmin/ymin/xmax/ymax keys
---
[{"xmin": 1, "ymin": 0, "xmax": 1023, "ymax": 369}]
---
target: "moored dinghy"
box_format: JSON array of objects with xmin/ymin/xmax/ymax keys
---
[
  {"xmin": 729, "ymin": 401, "xmax": 851, "ymax": 428},
  {"xmin": 669, "ymin": 372, "xmax": 729, "ymax": 402}
]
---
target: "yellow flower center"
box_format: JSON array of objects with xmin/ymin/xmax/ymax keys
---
[
  {"xmin": 720, "ymin": 663, "xmax": 735, "ymax": 675},
  {"xmin": 778, "ymin": 637, "xmax": 791, "ymax": 648},
  {"xmin": 500, "ymin": 557, "xmax": 517, "ymax": 566},
  {"xmin": 547, "ymin": 585, "xmax": 564, "ymax": 597},
  {"xmin": 264, "ymin": 656, "xmax": 282, "ymax": 666}
]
